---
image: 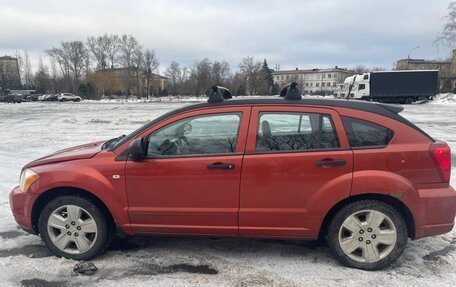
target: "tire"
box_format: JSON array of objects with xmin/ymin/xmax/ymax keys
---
[
  {"xmin": 60, "ymin": 98, "xmax": 67, "ymax": 102},
  {"xmin": 404, "ymin": 97, "xmax": 414, "ymax": 105},
  {"xmin": 326, "ymin": 200, "xmax": 407, "ymax": 270},
  {"xmin": 38, "ymin": 195, "xmax": 112, "ymax": 260}
]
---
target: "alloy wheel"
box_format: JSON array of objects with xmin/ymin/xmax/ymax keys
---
[
  {"xmin": 338, "ymin": 209, "xmax": 397, "ymax": 263},
  {"xmin": 47, "ymin": 205, "xmax": 98, "ymax": 254}
]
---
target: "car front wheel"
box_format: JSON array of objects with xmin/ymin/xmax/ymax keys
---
[
  {"xmin": 326, "ymin": 200, "xmax": 407, "ymax": 270},
  {"xmin": 38, "ymin": 195, "xmax": 112, "ymax": 260}
]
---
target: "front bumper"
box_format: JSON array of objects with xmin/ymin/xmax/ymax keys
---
[
  {"xmin": 9, "ymin": 185, "xmax": 35, "ymax": 234},
  {"xmin": 413, "ymin": 185, "xmax": 456, "ymax": 239}
]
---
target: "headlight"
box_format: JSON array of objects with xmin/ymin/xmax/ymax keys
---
[{"xmin": 19, "ymin": 168, "xmax": 39, "ymax": 192}]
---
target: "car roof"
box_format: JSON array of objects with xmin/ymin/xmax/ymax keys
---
[
  {"xmin": 180, "ymin": 97, "xmax": 404, "ymax": 116},
  {"xmin": 111, "ymin": 97, "xmax": 432, "ymax": 151}
]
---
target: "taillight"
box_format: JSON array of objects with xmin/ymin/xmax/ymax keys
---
[{"xmin": 430, "ymin": 142, "xmax": 451, "ymax": 182}]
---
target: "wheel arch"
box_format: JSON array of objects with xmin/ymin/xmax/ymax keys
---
[
  {"xmin": 31, "ymin": 186, "xmax": 115, "ymax": 234},
  {"xmin": 319, "ymin": 193, "xmax": 415, "ymax": 240}
]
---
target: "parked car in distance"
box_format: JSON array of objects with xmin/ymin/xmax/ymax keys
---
[
  {"xmin": 38, "ymin": 94, "xmax": 53, "ymax": 101},
  {"xmin": 56, "ymin": 93, "xmax": 82, "ymax": 102},
  {"xmin": 26, "ymin": 94, "xmax": 41, "ymax": 102},
  {"xmin": 9, "ymin": 86, "xmax": 456, "ymax": 271},
  {"xmin": 3, "ymin": 93, "xmax": 24, "ymax": 103}
]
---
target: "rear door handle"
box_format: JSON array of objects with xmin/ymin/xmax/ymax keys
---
[
  {"xmin": 207, "ymin": 162, "xmax": 235, "ymax": 170},
  {"xmin": 315, "ymin": 159, "xmax": 346, "ymax": 167}
]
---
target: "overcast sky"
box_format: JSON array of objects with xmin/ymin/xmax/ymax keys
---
[{"xmin": 0, "ymin": 0, "xmax": 452, "ymax": 73}]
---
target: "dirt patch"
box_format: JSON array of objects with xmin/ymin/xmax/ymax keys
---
[
  {"xmin": 423, "ymin": 245, "xmax": 455, "ymax": 261},
  {"xmin": 99, "ymin": 262, "xmax": 219, "ymax": 279},
  {"xmin": 0, "ymin": 244, "xmax": 52, "ymax": 258},
  {"xmin": 127, "ymin": 263, "xmax": 218, "ymax": 276},
  {"xmin": 165, "ymin": 264, "xmax": 218, "ymax": 275},
  {"xmin": 0, "ymin": 230, "xmax": 26, "ymax": 239},
  {"xmin": 108, "ymin": 237, "xmax": 141, "ymax": 251},
  {"xmin": 423, "ymin": 238, "xmax": 456, "ymax": 261},
  {"xmin": 21, "ymin": 278, "xmax": 68, "ymax": 287}
]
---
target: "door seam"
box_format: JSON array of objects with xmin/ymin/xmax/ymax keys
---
[{"xmin": 237, "ymin": 106, "xmax": 253, "ymax": 235}]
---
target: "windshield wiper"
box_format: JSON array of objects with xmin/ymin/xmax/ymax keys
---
[{"xmin": 102, "ymin": 134, "xmax": 126, "ymax": 150}]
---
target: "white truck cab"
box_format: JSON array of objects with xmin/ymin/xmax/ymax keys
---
[{"xmin": 335, "ymin": 74, "xmax": 369, "ymax": 99}]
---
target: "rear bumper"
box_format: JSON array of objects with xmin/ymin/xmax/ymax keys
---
[
  {"xmin": 9, "ymin": 185, "xmax": 35, "ymax": 234},
  {"xmin": 413, "ymin": 185, "xmax": 456, "ymax": 239}
]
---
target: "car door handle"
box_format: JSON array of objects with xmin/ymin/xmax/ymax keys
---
[
  {"xmin": 207, "ymin": 162, "xmax": 235, "ymax": 170},
  {"xmin": 315, "ymin": 159, "xmax": 346, "ymax": 167}
]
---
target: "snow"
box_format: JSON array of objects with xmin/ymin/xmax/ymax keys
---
[
  {"xmin": 0, "ymin": 101, "xmax": 456, "ymax": 286},
  {"xmin": 432, "ymin": 93, "xmax": 456, "ymax": 104}
]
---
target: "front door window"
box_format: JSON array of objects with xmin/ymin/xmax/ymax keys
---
[{"xmin": 147, "ymin": 113, "xmax": 241, "ymax": 157}]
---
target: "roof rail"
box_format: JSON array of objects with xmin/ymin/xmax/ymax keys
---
[
  {"xmin": 279, "ymin": 82, "xmax": 302, "ymax": 100},
  {"xmin": 207, "ymin": 86, "xmax": 232, "ymax": 103}
]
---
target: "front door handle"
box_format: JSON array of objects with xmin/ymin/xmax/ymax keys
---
[
  {"xmin": 207, "ymin": 162, "xmax": 235, "ymax": 170},
  {"xmin": 315, "ymin": 159, "xmax": 346, "ymax": 167}
]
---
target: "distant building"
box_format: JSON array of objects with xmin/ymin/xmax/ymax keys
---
[
  {"xmin": 396, "ymin": 50, "xmax": 456, "ymax": 92},
  {"xmin": 0, "ymin": 56, "xmax": 21, "ymax": 91},
  {"xmin": 92, "ymin": 67, "xmax": 168, "ymax": 96},
  {"xmin": 272, "ymin": 67, "xmax": 355, "ymax": 95}
]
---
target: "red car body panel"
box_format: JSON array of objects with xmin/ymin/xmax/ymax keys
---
[
  {"xmin": 125, "ymin": 106, "xmax": 250, "ymax": 235},
  {"xmin": 9, "ymin": 101, "xmax": 456, "ymax": 242},
  {"xmin": 239, "ymin": 106, "xmax": 353, "ymax": 238},
  {"xmin": 24, "ymin": 141, "xmax": 105, "ymax": 168}
]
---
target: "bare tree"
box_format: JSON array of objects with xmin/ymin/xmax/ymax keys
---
[
  {"xmin": 46, "ymin": 46, "xmax": 71, "ymax": 90},
  {"xmin": 23, "ymin": 51, "xmax": 33, "ymax": 88},
  {"xmin": 165, "ymin": 61, "xmax": 181, "ymax": 94},
  {"xmin": 229, "ymin": 72, "xmax": 246, "ymax": 96},
  {"xmin": 105, "ymin": 34, "xmax": 121, "ymax": 68},
  {"xmin": 132, "ymin": 47, "xmax": 144, "ymax": 96},
  {"xmin": 212, "ymin": 61, "xmax": 230, "ymax": 86},
  {"xmin": 239, "ymin": 56, "xmax": 262, "ymax": 95},
  {"xmin": 120, "ymin": 34, "xmax": 141, "ymax": 95},
  {"xmin": 87, "ymin": 34, "xmax": 122, "ymax": 70},
  {"xmin": 436, "ymin": 2, "xmax": 456, "ymax": 47},
  {"xmin": 353, "ymin": 65, "xmax": 369, "ymax": 74},
  {"xmin": 34, "ymin": 56, "xmax": 51, "ymax": 93},
  {"xmin": 371, "ymin": 66, "xmax": 387, "ymax": 71},
  {"xmin": 142, "ymin": 49, "xmax": 159, "ymax": 98},
  {"xmin": 65, "ymin": 41, "xmax": 88, "ymax": 88},
  {"xmin": 87, "ymin": 35, "xmax": 108, "ymax": 70},
  {"xmin": 190, "ymin": 58, "xmax": 212, "ymax": 96},
  {"xmin": 46, "ymin": 41, "xmax": 88, "ymax": 92}
]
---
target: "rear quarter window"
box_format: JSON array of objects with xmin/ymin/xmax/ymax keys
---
[{"xmin": 342, "ymin": 117, "xmax": 394, "ymax": 148}]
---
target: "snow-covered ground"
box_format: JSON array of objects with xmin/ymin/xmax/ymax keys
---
[{"xmin": 0, "ymin": 100, "xmax": 455, "ymax": 287}]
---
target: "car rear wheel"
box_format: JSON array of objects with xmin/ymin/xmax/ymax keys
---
[
  {"xmin": 326, "ymin": 200, "xmax": 407, "ymax": 270},
  {"xmin": 38, "ymin": 195, "xmax": 112, "ymax": 260}
]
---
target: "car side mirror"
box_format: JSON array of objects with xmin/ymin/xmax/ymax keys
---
[{"xmin": 128, "ymin": 138, "xmax": 147, "ymax": 161}]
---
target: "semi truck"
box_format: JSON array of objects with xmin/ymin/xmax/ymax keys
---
[{"xmin": 334, "ymin": 70, "xmax": 438, "ymax": 104}]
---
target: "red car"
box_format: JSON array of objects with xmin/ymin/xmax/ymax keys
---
[{"xmin": 9, "ymin": 86, "xmax": 456, "ymax": 270}]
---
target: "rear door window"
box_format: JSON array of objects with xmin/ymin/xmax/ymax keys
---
[
  {"xmin": 256, "ymin": 112, "xmax": 340, "ymax": 152},
  {"xmin": 342, "ymin": 117, "xmax": 394, "ymax": 148}
]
